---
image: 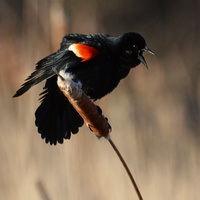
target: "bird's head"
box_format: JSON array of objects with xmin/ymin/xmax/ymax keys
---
[{"xmin": 116, "ymin": 32, "xmax": 155, "ymax": 69}]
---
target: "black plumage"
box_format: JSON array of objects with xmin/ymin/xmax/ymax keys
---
[{"xmin": 13, "ymin": 32, "xmax": 154, "ymax": 144}]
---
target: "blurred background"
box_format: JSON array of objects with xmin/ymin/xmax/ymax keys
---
[{"xmin": 0, "ymin": 0, "xmax": 200, "ymax": 199}]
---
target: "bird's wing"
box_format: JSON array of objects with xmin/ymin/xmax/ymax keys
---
[
  {"xmin": 13, "ymin": 36, "xmax": 102, "ymax": 97},
  {"xmin": 13, "ymin": 50, "xmax": 80, "ymax": 97}
]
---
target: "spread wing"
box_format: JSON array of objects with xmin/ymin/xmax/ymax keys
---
[
  {"xmin": 13, "ymin": 34, "xmax": 102, "ymax": 97},
  {"xmin": 13, "ymin": 50, "xmax": 81, "ymax": 97}
]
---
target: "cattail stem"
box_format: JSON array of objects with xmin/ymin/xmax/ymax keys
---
[
  {"xmin": 108, "ymin": 138, "xmax": 143, "ymax": 200},
  {"xmin": 55, "ymin": 68, "xmax": 143, "ymax": 200}
]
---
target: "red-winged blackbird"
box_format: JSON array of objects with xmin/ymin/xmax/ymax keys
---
[{"xmin": 13, "ymin": 32, "xmax": 154, "ymax": 145}]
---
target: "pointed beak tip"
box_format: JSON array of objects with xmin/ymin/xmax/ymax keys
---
[
  {"xmin": 138, "ymin": 55, "xmax": 149, "ymax": 69},
  {"xmin": 145, "ymin": 47, "xmax": 155, "ymax": 56}
]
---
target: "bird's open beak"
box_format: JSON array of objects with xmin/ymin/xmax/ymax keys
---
[{"xmin": 138, "ymin": 46, "xmax": 155, "ymax": 69}]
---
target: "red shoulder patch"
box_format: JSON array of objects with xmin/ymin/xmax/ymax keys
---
[{"xmin": 69, "ymin": 43, "xmax": 101, "ymax": 62}]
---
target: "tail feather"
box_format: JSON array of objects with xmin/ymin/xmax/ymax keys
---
[{"xmin": 35, "ymin": 76, "xmax": 84, "ymax": 145}]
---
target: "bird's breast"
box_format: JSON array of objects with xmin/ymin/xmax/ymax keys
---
[{"xmin": 70, "ymin": 55, "xmax": 121, "ymax": 100}]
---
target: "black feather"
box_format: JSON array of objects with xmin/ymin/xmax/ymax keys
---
[
  {"xmin": 35, "ymin": 76, "xmax": 84, "ymax": 144},
  {"xmin": 13, "ymin": 51, "xmax": 81, "ymax": 97}
]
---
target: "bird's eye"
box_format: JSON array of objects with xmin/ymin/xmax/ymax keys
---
[
  {"xmin": 133, "ymin": 44, "xmax": 136, "ymax": 48},
  {"xmin": 125, "ymin": 50, "xmax": 132, "ymax": 55}
]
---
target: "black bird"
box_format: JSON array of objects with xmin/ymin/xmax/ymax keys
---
[{"xmin": 13, "ymin": 32, "xmax": 154, "ymax": 145}]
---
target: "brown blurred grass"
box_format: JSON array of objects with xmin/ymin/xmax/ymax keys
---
[{"xmin": 0, "ymin": 0, "xmax": 200, "ymax": 200}]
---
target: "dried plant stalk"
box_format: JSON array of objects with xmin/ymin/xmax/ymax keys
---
[{"xmin": 55, "ymin": 68, "xmax": 143, "ymax": 200}]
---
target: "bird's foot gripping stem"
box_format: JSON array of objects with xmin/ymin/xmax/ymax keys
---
[{"xmin": 87, "ymin": 105, "xmax": 112, "ymax": 139}]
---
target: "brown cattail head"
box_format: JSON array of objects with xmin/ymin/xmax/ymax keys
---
[{"xmin": 56, "ymin": 70, "xmax": 111, "ymax": 138}]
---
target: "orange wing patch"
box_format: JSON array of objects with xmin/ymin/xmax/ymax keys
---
[{"xmin": 69, "ymin": 43, "xmax": 101, "ymax": 62}]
